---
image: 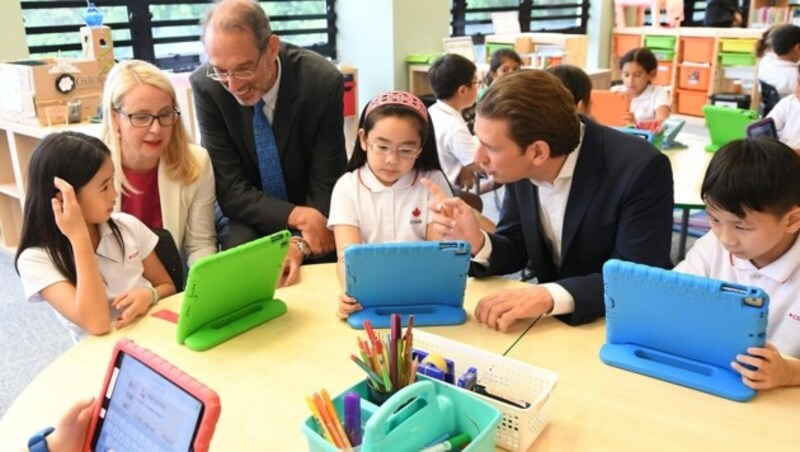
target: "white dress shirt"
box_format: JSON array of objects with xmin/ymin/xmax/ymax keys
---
[
  {"xmin": 260, "ymin": 58, "xmax": 283, "ymax": 123},
  {"xmin": 428, "ymin": 100, "xmax": 478, "ymax": 185}
]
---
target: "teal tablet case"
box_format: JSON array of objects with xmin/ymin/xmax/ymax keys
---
[
  {"xmin": 601, "ymin": 259, "xmax": 769, "ymax": 402},
  {"xmin": 703, "ymin": 105, "xmax": 759, "ymax": 152},
  {"xmin": 345, "ymin": 241, "xmax": 471, "ymax": 329},
  {"xmin": 177, "ymin": 230, "xmax": 290, "ymax": 351}
]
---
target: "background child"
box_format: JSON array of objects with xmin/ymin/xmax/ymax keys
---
[
  {"xmin": 328, "ymin": 91, "xmax": 452, "ymax": 318},
  {"xmin": 547, "ymin": 64, "xmax": 593, "ymax": 115},
  {"xmin": 480, "ymin": 48, "xmax": 523, "ymax": 99},
  {"xmin": 756, "ymin": 24, "xmax": 800, "ymax": 99},
  {"xmin": 611, "ymin": 47, "xmax": 671, "ymax": 124},
  {"xmin": 768, "ymin": 66, "xmax": 800, "ymax": 150},
  {"xmin": 674, "ymin": 138, "xmax": 800, "ymax": 389},
  {"xmin": 14, "ymin": 132, "xmax": 175, "ymax": 342},
  {"xmin": 428, "ymin": 53, "xmax": 481, "ymax": 191}
]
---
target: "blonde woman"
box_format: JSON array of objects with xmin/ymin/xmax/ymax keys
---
[{"xmin": 101, "ymin": 60, "xmax": 217, "ymax": 267}]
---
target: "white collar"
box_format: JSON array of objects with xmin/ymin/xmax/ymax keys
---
[
  {"xmin": 730, "ymin": 233, "xmax": 800, "ymax": 283},
  {"xmin": 357, "ymin": 164, "xmax": 420, "ymax": 192},
  {"xmin": 260, "ymin": 57, "xmax": 282, "ymax": 112},
  {"xmin": 432, "ymin": 100, "xmax": 462, "ymax": 118},
  {"xmin": 530, "ymin": 122, "xmax": 585, "ymax": 187}
]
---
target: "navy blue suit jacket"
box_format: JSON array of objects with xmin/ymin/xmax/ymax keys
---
[{"xmin": 472, "ymin": 117, "xmax": 674, "ymax": 325}]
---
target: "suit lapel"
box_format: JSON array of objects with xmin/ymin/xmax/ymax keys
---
[
  {"xmin": 272, "ymin": 45, "xmax": 298, "ymax": 158},
  {"xmin": 519, "ymin": 181, "xmax": 557, "ymax": 281},
  {"xmin": 561, "ymin": 119, "xmax": 604, "ymax": 261}
]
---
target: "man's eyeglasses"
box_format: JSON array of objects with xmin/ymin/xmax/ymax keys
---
[
  {"xmin": 368, "ymin": 142, "xmax": 421, "ymax": 159},
  {"xmin": 117, "ymin": 109, "xmax": 180, "ymax": 128},
  {"xmin": 207, "ymin": 52, "xmax": 264, "ymax": 82}
]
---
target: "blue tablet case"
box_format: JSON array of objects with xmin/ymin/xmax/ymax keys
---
[
  {"xmin": 600, "ymin": 259, "xmax": 769, "ymax": 402},
  {"xmin": 345, "ymin": 241, "xmax": 471, "ymax": 329}
]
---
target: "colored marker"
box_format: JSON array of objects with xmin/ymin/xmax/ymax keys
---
[
  {"xmin": 305, "ymin": 395, "xmax": 334, "ymax": 444},
  {"xmin": 350, "ymin": 354, "xmax": 383, "ymax": 386},
  {"xmin": 421, "ymin": 433, "xmax": 471, "ymax": 452},
  {"xmin": 344, "ymin": 392, "xmax": 362, "ymax": 446},
  {"xmin": 321, "ymin": 389, "xmax": 352, "ymax": 449},
  {"xmin": 312, "ymin": 393, "xmax": 345, "ymax": 448}
]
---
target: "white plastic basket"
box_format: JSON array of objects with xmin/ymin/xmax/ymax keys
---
[{"xmin": 413, "ymin": 330, "xmax": 557, "ymax": 451}]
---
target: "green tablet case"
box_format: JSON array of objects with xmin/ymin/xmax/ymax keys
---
[{"xmin": 177, "ymin": 230, "xmax": 290, "ymax": 351}]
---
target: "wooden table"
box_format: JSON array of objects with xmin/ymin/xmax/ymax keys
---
[
  {"xmin": 506, "ymin": 317, "xmax": 799, "ymax": 451},
  {"xmin": 0, "ymin": 263, "xmax": 532, "ymax": 449}
]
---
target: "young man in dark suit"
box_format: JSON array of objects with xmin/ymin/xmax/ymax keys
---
[
  {"xmin": 191, "ymin": 0, "xmax": 346, "ymax": 282},
  {"xmin": 424, "ymin": 70, "xmax": 674, "ymax": 331}
]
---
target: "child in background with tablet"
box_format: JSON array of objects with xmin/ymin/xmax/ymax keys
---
[
  {"xmin": 14, "ymin": 132, "xmax": 175, "ymax": 342},
  {"xmin": 611, "ymin": 48, "xmax": 671, "ymax": 124},
  {"xmin": 674, "ymin": 138, "xmax": 800, "ymax": 389},
  {"xmin": 328, "ymin": 92, "xmax": 453, "ymax": 318},
  {"xmin": 767, "ymin": 65, "xmax": 800, "ymax": 150},
  {"xmin": 547, "ymin": 64, "xmax": 593, "ymax": 115}
]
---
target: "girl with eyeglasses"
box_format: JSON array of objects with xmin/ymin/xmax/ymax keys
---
[
  {"xmin": 101, "ymin": 60, "xmax": 217, "ymax": 268},
  {"xmin": 15, "ymin": 132, "xmax": 176, "ymax": 342},
  {"xmin": 328, "ymin": 91, "xmax": 452, "ymax": 319}
]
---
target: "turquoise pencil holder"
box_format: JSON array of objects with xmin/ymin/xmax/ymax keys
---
[{"xmin": 301, "ymin": 376, "xmax": 501, "ymax": 451}]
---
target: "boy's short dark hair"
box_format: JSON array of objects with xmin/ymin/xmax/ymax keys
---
[
  {"xmin": 428, "ymin": 54, "xmax": 477, "ymax": 100},
  {"xmin": 546, "ymin": 65, "xmax": 592, "ymax": 107},
  {"xmin": 702, "ymin": 138, "xmax": 800, "ymax": 217}
]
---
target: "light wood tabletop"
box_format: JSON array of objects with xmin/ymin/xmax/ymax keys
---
[
  {"xmin": 506, "ymin": 317, "xmax": 799, "ymax": 451},
  {"xmin": 0, "ymin": 263, "xmax": 532, "ymax": 449}
]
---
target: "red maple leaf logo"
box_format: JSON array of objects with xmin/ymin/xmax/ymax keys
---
[{"xmin": 412, "ymin": 207, "xmax": 421, "ymax": 217}]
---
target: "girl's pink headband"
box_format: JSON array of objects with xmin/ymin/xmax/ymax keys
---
[{"xmin": 364, "ymin": 91, "xmax": 429, "ymax": 121}]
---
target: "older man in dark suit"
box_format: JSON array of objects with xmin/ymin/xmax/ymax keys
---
[
  {"xmin": 425, "ymin": 70, "xmax": 674, "ymax": 331},
  {"xmin": 191, "ymin": 0, "xmax": 346, "ymax": 283}
]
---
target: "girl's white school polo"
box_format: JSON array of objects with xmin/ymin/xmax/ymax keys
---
[
  {"xmin": 768, "ymin": 94, "xmax": 800, "ymax": 150},
  {"xmin": 758, "ymin": 57, "xmax": 799, "ymax": 99},
  {"xmin": 17, "ymin": 213, "xmax": 159, "ymax": 342},
  {"xmin": 612, "ymin": 84, "xmax": 671, "ymax": 122},
  {"xmin": 675, "ymin": 232, "xmax": 800, "ymax": 358},
  {"xmin": 327, "ymin": 166, "xmax": 452, "ymax": 244}
]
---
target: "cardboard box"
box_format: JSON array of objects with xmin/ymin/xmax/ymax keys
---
[{"xmin": 0, "ymin": 58, "xmax": 102, "ymax": 127}]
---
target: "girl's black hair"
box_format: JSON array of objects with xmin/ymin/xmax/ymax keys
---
[
  {"xmin": 761, "ymin": 24, "xmax": 800, "ymax": 57},
  {"xmin": 702, "ymin": 138, "xmax": 800, "ymax": 217},
  {"xmin": 619, "ymin": 47, "xmax": 658, "ymax": 73},
  {"xmin": 485, "ymin": 48, "xmax": 523, "ymax": 85},
  {"xmin": 15, "ymin": 131, "xmax": 123, "ymax": 284},
  {"xmin": 346, "ymin": 100, "xmax": 443, "ymax": 174},
  {"xmin": 546, "ymin": 64, "xmax": 593, "ymax": 107}
]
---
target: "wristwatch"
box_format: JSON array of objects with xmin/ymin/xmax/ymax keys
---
[
  {"xmin": 28, "ymin": 426, "xmax": 55, "ymax": 452},
  {"xmin": 291, "ymin": 237, "xmax": 312, "ymax": 260}
]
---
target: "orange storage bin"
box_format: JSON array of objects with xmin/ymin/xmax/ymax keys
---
[
  {"xmin": 680, "ymin": 37, "xmax": 715, "ymax": 63},
  {"xmin": 678, "ymin": 65, "xmax": 711, "ymax": 91},
  {"xmin": 654, "ymin": 62, "xmax": 673, "ymax": 86},
  {"xmin": 675, "ymin": 89, "xmax": 708, "ymax": 117},
  {"xmin": 614, "ymin": 34, "xmax": 641, "ymax": 57}
]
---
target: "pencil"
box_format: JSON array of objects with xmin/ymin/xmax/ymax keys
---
[{"xmin": 350, "ymin": 354, "xmax": 383, "ymax": 386}]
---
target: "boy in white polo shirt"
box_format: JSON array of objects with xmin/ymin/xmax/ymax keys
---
[
  {"xmin": 768, "ymin": 68, "xmax": 800, "ymax": 150},
  {"xmin": 427, "ymin": 54, "xmax": 481, "ymax": 191},
  {"xmin": 674, "ymin": 138, "xmax": 800, "ymax": 389}
]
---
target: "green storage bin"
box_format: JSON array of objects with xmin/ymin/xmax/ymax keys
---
[
  {"xmin": 644, "ymin": 35, "xmax": 676, "ymax": 50},
  {"xmin": 718, "ymin": 52, "xmax": 756, "ymax": 67},
  {"xmin": 650, "ymin": 48, "xmax": 676, "ymax": 61},
  {"xmin": 719, "ymin": 38, "xmax": 758, "ymax": 53},
  {"xmin": 302, "ymin": 377, "xmax": 501, "ymax": 452},
  {"xmin": 485, "ymin": 42, "xmax": 515, "ymax": 61}
]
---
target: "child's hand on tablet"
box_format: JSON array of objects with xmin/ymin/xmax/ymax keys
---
[
  {"xmin": 731, "ymin": 342, "xmax": 800, "ymax": 389},
  {"xmin": 338, "ymin": 292, "xmax": 362, "ymax": 319},
  {"xmin": 47, "ymin": 397, "xmax": 96, "ymax": 451}
]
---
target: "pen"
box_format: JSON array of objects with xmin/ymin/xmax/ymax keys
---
[
  {"xmin": 390, "ymin": 313, "xmax": 400, "ymax": 388},
  {"xmin": 321, "ymin": 389, "xmax": 352, "ymax": 449},
  {"xmin": 344, "ymin": 392, "xmax": 362, "ymax": 446},
  {"xmin": 420, "ymin": 433, "xmax": 471, "ymax": 452},
  {"xmin": 312, "ymin": 393, "xmax": 345, "ymax": 448},
  {"xmin": 351, "ymin": 354, "xmax": 384, "ymax": 386},
  {"xmin": 305, "ymin": 395, "xmax": 334, "ymax": 444}
]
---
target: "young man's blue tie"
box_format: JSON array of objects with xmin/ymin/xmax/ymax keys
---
[{"xmin": 253, "ymin": 99, "xmax": 288, "ymax": 200}]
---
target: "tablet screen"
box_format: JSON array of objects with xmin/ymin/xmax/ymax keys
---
[
  {"xmin": 746, "ymin": 119, "xmax": 777, "ymax": 139},
  {"xmin": 92, "ymin": 352, "xmax": 205, "ymax": 451}
]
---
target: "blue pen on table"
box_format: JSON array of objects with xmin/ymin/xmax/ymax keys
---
[{"xmin": 344, "ymin": 392, "xmax": 362, "ymax": 446}]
